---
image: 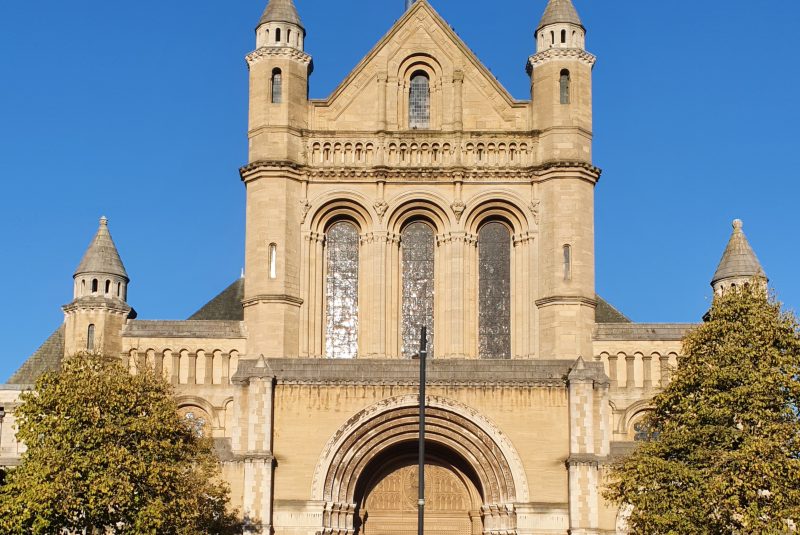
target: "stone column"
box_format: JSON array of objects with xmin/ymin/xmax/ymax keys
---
[
  {"xmin": 453, "ymin": 70, "xmax": 464, "ymax": 131},
  {"xmin": 607, "ymin": 354, "xmax": 618, "ymax": 388},
  {"xmin": 567, "ymin": 357, "xmax": 601, "ymax": 535},
  {"xmin": 625, "ymin": 354, "xmax": 636, "ymax": 389},
  {"xmin": 172, "ymin": 351, "xmax": 180, "ymax": 385},
  {"xmin": 188, "ymin": 352, "xmax": 197, "ymax": 385},
  {"xmin": 643, "ymin": 354, "xmax": 653, "ymax": 390},
  {"xmin": 660, "ymin": 354, "xmax": 671, "ymax": 387}
]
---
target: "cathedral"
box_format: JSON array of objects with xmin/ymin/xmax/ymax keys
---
[{"xmin": 0, "ymin": 0, "xmax": 769, "ymax": 533}]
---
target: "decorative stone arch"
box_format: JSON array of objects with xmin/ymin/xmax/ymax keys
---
[
  {"xmin": 175, "ymin": 395, "xmax": 219, "ymax": 429},
  {"xmin": 618, "ymin": 399, "xmax": 653, "ymax": 437},
  {"xmin": 462, "ymin": 191, "xmax": 535, "ymax": 237},
  {"xmin": 307, "ymin": 191, "xmax": 376, "ymax": 234},
  {"xmin": 385, "ymin": 190, "xmax": 453, "ymax": 235},
  {"xmin": 312, "ymin": 395, "xmax": 529, "ymax": 533},
  {"xmin": 395, "ymin": 53, "xmax": 446, "ymax": 130}
]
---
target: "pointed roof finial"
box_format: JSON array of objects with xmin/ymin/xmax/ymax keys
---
[
  {"xmin": 74, "ymin": 217, "xmax": 129, "ymax": 281},
  {"xmin": 259, "ymin": 0, "xmax": 303, "ymax": 28},
  {"xmin": 711, "ymin": 219, "xmax": 766, "ymax": 287},
  {"xmin": 405, "ymin": 0, "xmax": 417, "ymax": 11},
  {"xmin": 537, "ymin": 0, "xmax": 583, "ymax": 31}
]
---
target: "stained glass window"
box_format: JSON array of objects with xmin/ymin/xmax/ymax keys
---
[
  {"xmin": 272, "ymin": 69, "xmax": 282, "ymax": 104},
  {"xmin": 325, "ymin": 222, "xmax": 359, "ymax": 359},
  {"xmin": 479, "ymin": 222, "xmax": 511, "ymax": 359},
  {"xmin": 402, "ymin": 222, "xmax": 434, "ymax": 358},
  {"xmin": 409, "ymin": 72, "xmax": 430, "ymax": 129},
  {"xmin": 560, "ymin": 69, "xmax": 570, "ymax": 104}
]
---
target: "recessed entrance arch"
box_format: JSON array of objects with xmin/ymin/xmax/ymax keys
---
[{"xmin": 312, "ymin": 395, "xmax": 527, "ymax": 534}]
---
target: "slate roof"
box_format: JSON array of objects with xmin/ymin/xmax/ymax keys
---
[
  {"xmin": 75, "ymin": 217, "xmax": 129, "ymax": 280},
  {"xmin": 189, "ymin": 278, "xmax": 245, "ymax": 321},
  {"xmin": 259, "ymin": 0, "xmax": 303, "ymax": 28},
  {"xmin": 595, "ymin": 296, "xmax": 631, "ymax": 323},
  {"xmin": 712, "ymin": 219, "xmax": 766, "ymax": 285},
  {"xmin": 538, "ymin": 0, "xmax": 583, "ymax": 31},
  {"xmin": 8, "ymin": 325, "xmax": 65, "ymax": 385}
]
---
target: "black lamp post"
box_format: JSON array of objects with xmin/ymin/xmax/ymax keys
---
[{"xmin": 416, "ymin": 326, "xmax": 428, "ymax": 535}]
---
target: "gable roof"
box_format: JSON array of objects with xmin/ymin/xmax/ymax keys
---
[
  {"xmin": 8, "ymin": 325, "xmax": 65, "ymax": 385},
  {"xmin": 595, "ymin": 296, "xmax": 631, "ymax": 323},
  {"xmin": 188, "ymin": 278, "xmax": 245, "ymax": 321},
  {"xmin": 312, "ymin": 0, "xmax": 526, "ymax": 109}
]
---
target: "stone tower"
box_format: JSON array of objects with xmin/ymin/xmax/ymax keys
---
[
  {"xmin": 528, "ymin": 0, "xmax": 597, "ymax": 358},
  {"xmin": 243, "ymin": 0, "xmax": 312, "ymax": 358},
  {"xmin": 63, "ymin": 217, "xmax": 131, "ymax": 357},
  {"xmin": 711, "ymin": 219, "xmax": 767, "ymax": 294}
]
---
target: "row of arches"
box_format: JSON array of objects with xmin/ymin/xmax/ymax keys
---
[
  {"xmin": 308, "ymin": 140, "xmax": 534, "ymax": 167},
  {"xmin": 596, "ymin": 351, "xmax": 679, "ymax": 390},
  {"xmin": 76, "ymin": 277, "xmax": 125, "ymax": 300},
  {"xmin": 126, "ymin": 348, "xmax": 241, "ymax": 386}
]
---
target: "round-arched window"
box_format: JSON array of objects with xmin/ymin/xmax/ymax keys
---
[{"xmin": 409, "ymin": 71, "xmax": 430, "ymax": 129}]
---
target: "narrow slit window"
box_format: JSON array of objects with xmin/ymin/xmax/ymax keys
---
[
  {"xmin": 269, "ymin": 243, "xmax": 277, "ymax": 279},
  {"xmin": 92, "ymin": 279, "xmax": 98, "ymax": 293},
  {"xmin": 561, "ymin": 30, "xmax": 567, "ymax": 43},
  {"xmin": 560, "ymin": 69, "xmax": 571, "ymax": 104},
  {"xmin": 479, "ymin": 222, "xmax": 512, "ymax": 359},
  {"xmin": 287, "ymin": 29, "xmax": 292, "ymax": 43},
  {"xmin": 271, "ymin": 69, "xmax": 282, "ymax": 104},
  {"xmin": 408, "ymin": 71, "xmax": 430, "ymax": 129},
  {"xmin": 87, "ymin": 324, "xmax": 95, "ymax": 351},
  {"xmin": 325, "ymin": 222, "xmax": 359, "ymax": 359},
  {"xmin": 563, "ymin": 244, "xmax": 572, "ymax": 281},
  {"xmin": 116, "ymin": 282, "xmax": 121, "ymax": 297},
  {"xmin": 275, "ymin": 28, "xmax": 281, "ymax": 43},
  {"xmin": 105, "ymin": 280, "xmax": 111, "ymax": 294},
  {"xmin": 551, "ymin": 31, "xmax": 555, "ymax": 45}
]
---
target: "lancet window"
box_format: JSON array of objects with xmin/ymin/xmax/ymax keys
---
[
  {"xmin": 325, "ymin": 222, "xmax": 359, "ymax": 359},
  {"xmin": 87, "ymin": 324, "xmax": 95, "ymax": 351},
  {"xmin": 478, "ymin": 222, "xmax": 512, "ymax": 359},
  {"xmin": 401, "ymin": 222, "xmax": 435, "ymax": 357},
  {"xmin": 409, "ymin": 71, "xmax": 430, "ymax": 129},
  {"xmin": 271, "ymin": 69, "xmax": 282, "ymax": 104},
  {"xmin": 560, "ymin": 69, "xmax": 570, "ymax": 104}
]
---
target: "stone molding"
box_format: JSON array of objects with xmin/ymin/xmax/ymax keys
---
[
  {"xmin": 62, "ymin": 297, "xmax": 131, "ymax": 315},
  {"xmin": 245, "ymin": 46, "xmax": 313, "ymax": 70},
  {"xmin": 242, "ymin": 294, "xmax": 304, "ymax": 308},
  {"xmin": 594, "ymin": 323, "xmax": 694, "ymax": 341},
  {"xmin": 526, "ymin": 47, "xmax": 597, "ymax": 72},
  {"xmin": 535, "ymin": 296, "xmax": 598, "ymax": 308},
  {"xmin": 122, "ymin": 320, "xmax": 246, "ymax": 339}
]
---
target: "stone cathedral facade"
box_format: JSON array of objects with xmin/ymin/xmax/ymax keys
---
[{"xmin": 0, "ymin": 1, "xmax": 769, "ymax": 534}]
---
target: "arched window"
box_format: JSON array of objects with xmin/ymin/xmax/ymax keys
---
[
  {"xmin": 479, "ymin": 222, "xmax": 511, "ymax": 359},
  {"xmin": 561, "ymin": 29, "xmax": 567, "ymax": 43},
  {"xmin": 87, "ymin": 324, "xmax": 95, "ymax": 351},
  {"xmin": 550, "ymin": 31, "xmax": 555, "ymax": 45},
  {"xmin": 563, "ymin": 244, "xmax": 572, "ymax": 281},
  {"xmin": 81, "ymin": 279, "xmax": 86, "ymax": 295},
  {"xmin": 402, "ymin": 222, "xmax": 435, "ymax": 358},
  {"xmin": 116, "ymin": 282, "xmax": 121, "ymax": 297},
  {"xmin": 325, "ymin": 222, "xmax": 359, "ymax": 359},
  {"xmin": 91, "ymin": 279, "xmax": 98, "ymax": 293},
  {"xmin": 408, "ymin": 71, "xmax": 430, "ymax": 129},
  {"xmin": 271, "ymin": 69, "xmax": 282, "ymax": 104},
  {"xmin": 275, "ymin": 28, "xmax": 281, "ymax": 43},
  {"xmin": 560, "ymin": 69, "xmax": 571, "ymax": 104},
  {"xmin": 287, "ymin": 29, "xmax": 292, "ymax": 43},
  {"xmin": 269, "ymin": 243, "xmax": 278, "ymax": 279},
  {"xmin": 104, "ymin": 280, "xmax": 111, "ymax": 294}
]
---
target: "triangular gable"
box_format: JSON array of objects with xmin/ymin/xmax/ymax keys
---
[{"xmin": 310, "ymin": 1, "xmax": 529, "ymax": 131}]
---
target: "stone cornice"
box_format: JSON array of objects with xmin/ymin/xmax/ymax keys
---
[
  {"xmin": 526, "ymin": 48, "xmax": 597, "ymax": 73},
  {"xmin": 62, "ymin": 297, "xmax": 131, "ymax": 315},
  {"xmin": 565, "ymin": 453, "xmax": 608, "ymax": 468},
  {"xmin": 242, "ymin": 294, "xmax": 304, "ymax": 308},
  {"xmin": 246, "ymin": 46, "xmax": 313, "ymax": 71},
  {"xmin": 240, "ymin": 160, "xmax": 601, "ymax": 183},
  {"xmin": 535, "ymin": 296, "xmax": 598, "ymax": 308}
]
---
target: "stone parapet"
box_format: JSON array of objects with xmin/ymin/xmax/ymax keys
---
[
  {"xmin": 594, "ymin": 323, "xmax": 695, "ymax": 342},
  {"xmin": 123, "ymin": 320, "xmax": 247, "ymax": 339}
]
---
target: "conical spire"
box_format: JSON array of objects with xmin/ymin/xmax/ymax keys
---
[
  {"xmin": 75, "ymin": 217, "xmax": 129, "ymax": 281},
  {"xmin": 711, "ymin": 219, "xmax": 766, "ymax": 287},
  {"xmin": 259, "ymin": 0, "xmax": 303, "ymax": 28},
  {"xmin": 537, "ymin": 0, "xmax": 583, "ymax": 31}
]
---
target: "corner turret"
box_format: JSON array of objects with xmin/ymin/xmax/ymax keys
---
[
  {"xmin": 536, "ymin": 0, "xmax": 585, "ymax": 51},
  {"xmin": 256, "ymin": 0, "xmax": 305, "ymax": 51},
  {"xmin": 711, "ymin": 219, "xmax": 767, "ymax": 294},
  {"xmin": 64, "ymin": 217, "xmax": 132, "ymax": 357}
]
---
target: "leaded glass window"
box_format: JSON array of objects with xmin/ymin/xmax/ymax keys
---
[
  {"xmin": 479, "ymin": 222, "xmax": 511, "ymax": 359},
  {"xmin": 272, "ymin": 69, "xmax": 282, "ymax": 104},
  {"xmin": 325, "ymin": 222, "xmax": 359, "ymax": 359},
  {"xmin": 402, "ymin": 222, "xmax": 434, "ymax": 357},
  {"xmin": 87, "ymin": 324, "xmax": 95, "ymax": 351},
  {"xmin": 409, "ymin": 72, "xmax": 430, "ymax": 129},
  {"xmin": 560, "ymin": 69, "xmax": 570, "ymax": 104}
]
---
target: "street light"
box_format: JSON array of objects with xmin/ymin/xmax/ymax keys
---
[{"xmin": 413, "ymin": 327, "xmax": 428, "ymax": 535}]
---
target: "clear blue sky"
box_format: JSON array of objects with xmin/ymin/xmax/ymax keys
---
[{"xmin": 1, "ymin": 1, "xmax": 798, "ymax": 382}]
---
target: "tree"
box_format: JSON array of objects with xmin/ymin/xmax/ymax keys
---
[
  {"xmin": 0, "ymin": 353, "xmax": 240, "ymax": 534},
  {"xmin": 606, "ymin": 285, "xmax": 800, "ymax": 534}
]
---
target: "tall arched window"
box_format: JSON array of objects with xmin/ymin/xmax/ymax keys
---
[
  {"xmin": 104, "ymin": 280, "xmax": 111, "ymax": 294},
  {"xmin": 563, "ymin": 244, "xmax": 572, "ymax": 280},
  {"xmin": 479, "ymin": 222, "xmax": 511, "ymax": 359},
  {"xmin": 87, "ymin": 324, "xmax": 95, "ymax": 351},
  {"xmin": 325, "ymin": 222, "xmax": 359, "ymax": 359},
  {"xmin": 561, "ymin": 29, "xmax": 567, "ymax": 44},
  {"xmin": 409, "ymin": 71, "xmax": 430, "ymax": 129},
  {"xmin": 560, "ymin": 69, "xmax": 571, "ymax": 104},
  {"xmin": 91, "ymin": 279, "xmax": 98, "ymax": 293},
  {"xmin": 275, "ymin": 28, "xmax": 281, "ymax": 43},
  {"xmin": 271, "ymin": 69, "xmax": 282, "ymax": 104},
  {"xmin": 401, "ymin": 222, "xmax": 434, "ymax": 358},
  {"xmin": 269, "ymin": 243, "xmax": 278, "ymax": 279}
]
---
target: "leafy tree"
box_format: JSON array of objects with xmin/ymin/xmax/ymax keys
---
[
  {"xmin": 0, "ymin": 353, "xmax": 240, "ymax": 534},
  {"xmin": 606, "ymin": 284, "xmax": 800, "ymax": 534}
]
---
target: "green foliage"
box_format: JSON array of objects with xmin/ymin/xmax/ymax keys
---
[
  {"xmin": 606, "ymin": 285, "xmax": 800, "ymax": 534},
  {"xmin": 0, "ymin": 353, "xmax": 241, "ymax": 534}
]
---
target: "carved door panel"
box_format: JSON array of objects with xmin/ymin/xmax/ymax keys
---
[{"xmin": 361, "ymin": 463, "xmax": 479, "ymax": 535}]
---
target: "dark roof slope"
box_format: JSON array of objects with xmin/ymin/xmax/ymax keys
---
[
  {"xmin": 8, "ymin": 325, "xmax": 65, "ymax": 385},
  {"xmin": 188, "ymin": 279, "xmax": 245, "ymax": 321},
  {"xmin": 595, "ymin": 296, "xmax": 631, "ymax": 323}
]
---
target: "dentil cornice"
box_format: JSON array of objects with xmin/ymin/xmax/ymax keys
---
[
  {"xmin": 526, "ymin": 48, "xmax": 597, "ymax": 73},
  {"xmin": 246, "ymin": 46, "xmax": 313, "ymax": 71}
]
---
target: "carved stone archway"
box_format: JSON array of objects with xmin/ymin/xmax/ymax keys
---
[{"xmin": 312, "ymin": 395, "xmax": 528, "ymax": 534}]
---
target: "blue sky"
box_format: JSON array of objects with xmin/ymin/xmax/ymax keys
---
[{"xmin": 1, "ymin": 1, "xmax": 798, "ymax": 381}]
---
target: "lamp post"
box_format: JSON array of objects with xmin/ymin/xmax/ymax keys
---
[
  {"xmin": 0, "ymin": 406, "xmax": 5, "ymax": 452},
  {"xmin": 417, "ymin": 326, "xmax": 428, "ymax": 535}
]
